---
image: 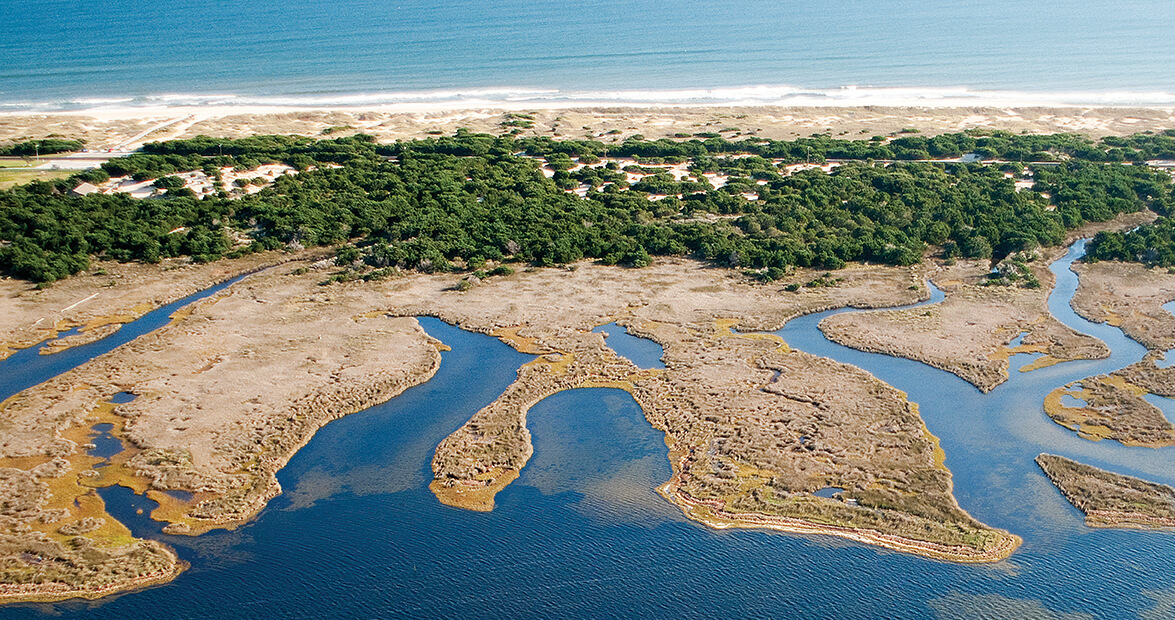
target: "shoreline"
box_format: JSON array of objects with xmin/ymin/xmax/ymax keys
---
[
  {"xmin": 5, "ymin": 100, "xmax": 1175, "ymax": 121},
  {"xmin": 1083, "ymin": 510, "xmax": 1175, "ymax": 530},
  {"xmin": 1035, "ymin": 454, "xmax": 1175, "ymax": 531},
  {"xmin": 6, "ymin": 82, "xmax": 1175, "ymax": 119},
  {"xmin": 657, "ymin": 435, "xmax": 1022, "ymax": 564}
]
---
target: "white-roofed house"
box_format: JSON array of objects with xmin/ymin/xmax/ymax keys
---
[{"xmin": 69, "ymin": 182, "xmax": 100, "ymax": 197}]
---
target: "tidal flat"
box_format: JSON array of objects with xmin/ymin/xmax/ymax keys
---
[{"xmin": 0, "ymin": 253, "xmax": 1021, "ymax": 602}]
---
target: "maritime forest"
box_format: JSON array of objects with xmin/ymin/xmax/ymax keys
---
[{"xmin": 2, "ymin": 129, "xmax": 1174, "ymax": 285}]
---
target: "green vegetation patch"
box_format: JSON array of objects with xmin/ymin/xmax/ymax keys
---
[
  {"xmin": 1086, "ymin": 217, "xmax": 1175, "ymax": 267},
  {"xmin": 0, "ymin": 139, "xmax": 85, "ymax": 157}
]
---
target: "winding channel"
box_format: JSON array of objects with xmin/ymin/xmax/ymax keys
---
[{"xmin": 3, "ymin": 242, "xmax": 1175, "ymax": 618}]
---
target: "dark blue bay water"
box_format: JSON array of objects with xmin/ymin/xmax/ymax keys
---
[
  {"xmin": 3, "ymin": 244, "xmax": 1175, "ymax": 618},
  {"xmin": 1, "ymin": 0, "xmax": 1175, "ymax": 110}
]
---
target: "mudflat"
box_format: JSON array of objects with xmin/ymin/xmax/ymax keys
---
[
  {"xmin": 402, "ymin": 259, "xmax": 1020, "ymax": 561},
  {"xmin": 817, "ymin": 213, "xmax": 1160, "ymax": 393},
  {"xmin": 0, "ymin": 258, "xmax": 444, "ymax": 602},
  {"xmin": 0, "ymin": 249, "xmax": 329, "ymax": 361},
  {"xmin": 1070, "ymin": 260, "xmax": 1175, "ymax": 352},
  {"xmin": 820, "ymin": 255, "xmax": 1106, "ymax": 393}
]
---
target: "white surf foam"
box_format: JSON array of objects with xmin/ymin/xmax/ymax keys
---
[{"xmin": 7, "ymin": 84, "xmax": 1175, "ymax": 115}]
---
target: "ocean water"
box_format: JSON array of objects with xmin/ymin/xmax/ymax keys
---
[
  {"xmin": 1, "ymin": 0, "xmax": 1175, "ymax": 111},
  {"xmin": 3, "ymin": 243, "xmax": 1175, "ymax": 617}
]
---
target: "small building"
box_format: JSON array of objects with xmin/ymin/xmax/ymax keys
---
[{"xmin": 69, "ymin": 182, "xmax": 100, "ymax": 197}]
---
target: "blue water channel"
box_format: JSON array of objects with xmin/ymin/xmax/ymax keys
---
[
  {"xmin": 4, "ymin": 242, "xmax": 1175, "ymax": 618},
  {"xmin": 0, "ymin": 276, "xmax": 247, "ymax": 403},
  {"xmin": 593, "ymin": 322, "xmax": 665, "ymax": 370},
  {"xmin": 1159, "ymin": 301, "xmax": 1175, "ymax": 369}
]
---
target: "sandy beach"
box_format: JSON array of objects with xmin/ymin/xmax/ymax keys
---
[{"xmin": 3, "ymin": 105, "xmax": 1175, "ymax": 155}]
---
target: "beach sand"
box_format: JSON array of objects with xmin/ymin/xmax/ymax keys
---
[{"xmin": 2, "ymin": 105, "xmax": 1175, "ymax": 152}]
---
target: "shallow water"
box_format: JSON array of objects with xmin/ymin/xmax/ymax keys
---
[
  {"xmin": 1142, "ymin": 393, "xmax": 1175, "ymax": 422},
  {"xmin": 593, "ymin": 322, "xmax": 665, "ymax": 370},
  {"xmin": 108, "ymin": 392, "xmax": 137, "ymax": 404},
  {"xmin": 5, "ymin": 246, "xmax": 1175, "ymax": 618},
  {"xmin": 85, "ymin": 423, "xmax": 122, "ymax": 463}
]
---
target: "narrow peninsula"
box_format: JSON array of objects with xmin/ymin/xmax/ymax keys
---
[{"xmin": 1036, "ymin": 454, "xmax": 1175, "ymax": 530}]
